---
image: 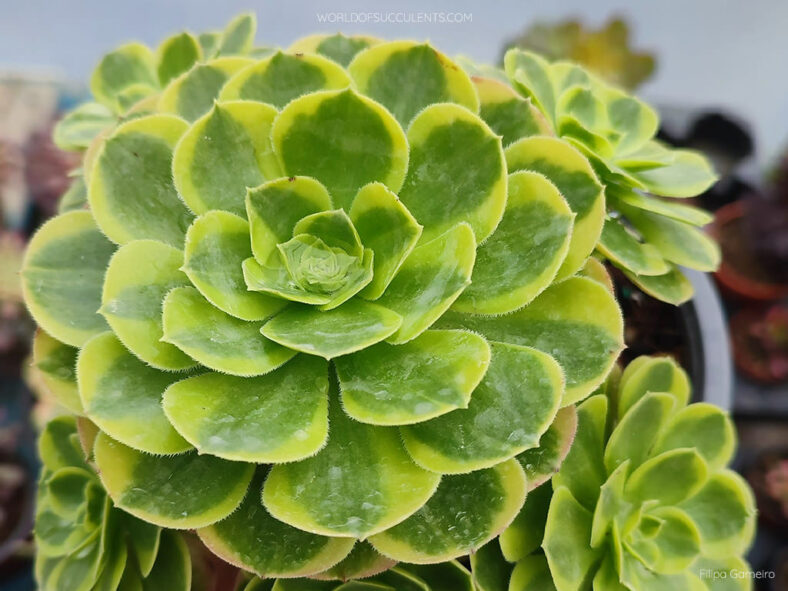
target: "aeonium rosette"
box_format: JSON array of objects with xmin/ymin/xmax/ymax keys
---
[
  {"xmin": 27, "ymin": 13, "xmax": 624, "ymax": 587},
  {"xmin": 463, "ymin": 49, "xmax": 720, "ymax": 305},
  {"xmin": 483, "ymin": 356, "xmax": 756, "ymax": 591}
]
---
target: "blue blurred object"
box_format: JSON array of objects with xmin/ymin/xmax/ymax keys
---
[{"xmin": 0, "ymin": 377, "xmax": 38, "ymax": 590}]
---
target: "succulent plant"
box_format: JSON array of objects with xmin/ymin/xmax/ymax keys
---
[
  {"xmin": 34, "ymin": 416, "xmax": 192, "ymax": 590},
  {"xmin": 492, "ymin": 49, "xmax": 720, "ymax": 304},
  {"xmin": 502, "ymin": 17, "xmax": 656, "ymax": 91},
  {"xmin": 24, "ymin": 12, "xmax": 628, "ymax": 589},
  {"xmin": 489, "ymin": 355, "xmax": 756, "ymax": 591}
]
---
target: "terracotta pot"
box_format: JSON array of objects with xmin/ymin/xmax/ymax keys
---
[
  {"xmin": 711, "ymin": 201, "xmax": 788, "ymax": 302},
  {"xmin": 730, "ymin": 304, "xmax": 788, "ymax": 384}
]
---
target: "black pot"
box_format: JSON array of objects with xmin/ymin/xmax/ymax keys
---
[{"xmin": 614, "ymin": 267, "xmax": 733, "ymax": 410}]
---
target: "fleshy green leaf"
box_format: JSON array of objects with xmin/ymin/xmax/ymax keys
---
[
  {"xmin": 348, "ymin": 41, "xmax": 479, "ymax": 127},
  {"xmin": 349, "ymin": 182, "xmax": 423, "ymax": 300},
  {"xmin": 377, "ymin": 223, "xmax": 475, "ymax": 344},
  {"xmin": 38, "ymin": 535, "xmax": 103, "ymax": 591},
  {"xmin": 315, "ymin": 541, "xmax": 396, "ymax": 581},
  {"xmin": 336, "ymin": 329, "xmax": 490, "ymax": 425},
  {"xmin": 158, "ymin": 57, "xmax": 254, "ymax": 121},
  {"xmin": 77, "ymin": 332, "xmax": 192, "ymax": 455},
  {"xmin": 516, "ymin": 405, "xmax": 578, "ymax": 491},
  {"xmin": 198, "ymin": 470, "xmax": 355, "ymax": 578},
  {"xmin": 401, "ymin": 343, "xmax": 563, "ymax": 473},
  {"xmin": 94, "ymin": 432, "xmax": 254, "ymax": 529},
  {"xmin": 32, "ymin": 330, "xmax": 82, "ymax": 413},
  {"xmin": 552, "ymin": 395, "xmax": 609, "ymax": 510},
  {"xmin": 589, "ymin": 462, "xmax": 630, "ymax": 548},
  {"xmin": 39, "ymin": 416, "xmax": 87, "ymax": 472},
  {"xmin": 369, "ymin": 459, "xmax": 526, "ymax": 563},
  {"xmin": 543, "ymin": 486, "xmax": 602, "ymax": 591},
  {"xmin": 161, "ymin": 286, "xmax": 295, "ymax": 376},
  {"xmin": 612, "ymin": 190, "xmax": 714, "ymax": 227},
  {"xmin": 100, "ymin": 239, "xmax": 195, "ymax": 370},
  {"xmin": 506, "ymin": 136, "xmax": 605, "ymax": 279},
  {"xmin": 122, "ymin": 512, "xmax": 161, "ymax": 577},
  {"xmin": 597, "ymin": 217, "xmax": 669, "ymax": 276},
  {"xmin": 198, "ymin": 32, "xmax": 221, "ymax": 59},
  {"xmin": 91, "ymin": 524, "xmax": 128, "ymax": 591},
  {"xmin": 243, "ymin": 247, "xmax": 358, "ymax": 310},
  {"xmin": 163, "ymin": 356, "xmax": 328, "ymax": 462},
  {"xmin": 499, "ymin": 481, "xmax": 552, "ymax": 563},
  {"xmin": 556, "ymin": 86, "xmax": 614, "ymax": 158},
  {"xmin": 625, "ymin": 449, "xmax": 708, "ymax": 506},
  {"xmin": 617, "ymin": 355, "xmax": 690, "ymax": 419},
  {"xmin": 141, "ymin": 530, "xmax": 191, "ymax": 591},
  {"xmin": 579, "ymin": 256, "xmax": 615, "ymax": 292},
  {"xmin": 509, "ymin": 555, "xmax": 557, "ymax": 591},
  {"xmin": 474, "ymin": 76, "xmax": 551, "ymax": 147},
  {"xmin": 289, "ymin": 33, "xmax": 380, "ymax": 67},
  {"xmin": 58, "ymin": 174, "xmax": 88, "ymax": 213},
  {"xmin": 628, "ymin": 506, "xmax": 701, "ymax": 573},
  {"xmin": 53, "ymin": 102, "xmax": 115, "ymax": 151},
  {"xmin": 246, "ymin": 176, "xmax": 333, "ymax": 263},
  {"xmin": 398, "ymin": 103, "xmax": 506, "ymax": 243},
  {"xmin": 504, "ymin": 50, "xmax": 556, "ymax": 123},
  {"xmin": 263, "ymin": 391, "xmax": 440, "ymax": 538},
  {"xmin": 90, "ymin": 43, "xmax": 158, "ymax": 111},
  {"xmin": 173, "ymin": 101, "xmax": 279, "ymax": 215},
  {"xmin": 261, "ymin": 300, "xmax": 402, "ymax": 359},
  {"xmin": 626, "ymin": 150, "xmax": 717, "ymax": 198},
  {"xmin": 403, "ymin": 561, "xmax": 474, "ymax": 591},
  {"xmin": 623, "ymin": 265, "xmax": 695, "ymax": 306},
  {"xmin": 271, "ymin": 580, "xmax": 338, "ymax": 591},
  {"xmin": 292, "ymin": 209, "xmax": 363, "ymax": 256},
  {"xmin": 470, "ymin": 541, "xmax": 512, "ymax": 591},
  {"xmin": 439, "ymin": 277, "xmax": 623, "ymax": 405},
  {"xmin": 619, "ymin": 552, "xmax": 707, "ymax": 591},
  {"xmin": 653, "ymin": 403, "xmax": 736, "ymax": 471},
  {"xmin": 454, "ymin": 171, "xmax": 573, "ymax": 314},
  {"xmin": 182, "ymin": 211, "xmax": 285, "ymax": 321},
  {"xmin": 21, "ymin": 211, "xmax": 114, "ymax": 347},
  {"xmin": 220, "ymin": 51, "xmax": 351, "ymax": 108},
  {"xmin": 218, "ymin": 13, "xmax": 256, "ymax": 56},
  {"xmin": 88, "ymin": 114, "xmax": 194, "ymax": 246},
  {"xmin": 679, "ymin": 470, "xmax": 755, "ymax": 556},
  {"xmin": 604, "ymin": 392, "xmax": 677, "ymax": 474},
  {"xmin": 621, "ymin": 204, "xmax": 721, "ymax": 271},
  {"xmin": 272, "ymin": 88, "xmax": 409, "ymax": 209},
  {"xmin": 156, "ymin": 32, "xmax": 202, "ymax": 86},
  {"xmin": 603, "ymin": 88, "xmax": 659, "ymax": 156}
]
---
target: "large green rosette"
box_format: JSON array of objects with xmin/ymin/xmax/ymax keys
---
[
  {"xmin": 483, "ymin": 355, "xmax": 756, "ymax": 591},
  {"xmin": 29, "ymin": 13, "xmax": 628, "ymax": 589}
]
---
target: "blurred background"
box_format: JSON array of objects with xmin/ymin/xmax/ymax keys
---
[{"xmin": 0, "ymin": 1, "xmax": 786, "ymax": 589}]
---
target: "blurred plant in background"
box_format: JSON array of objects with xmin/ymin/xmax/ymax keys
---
[
  {"xmin": 0, "ymin": 75, "xmax": 82, "ymax": 586},
  {"xmin": 502, "ymin": 16, "xmax": 656, "ymax": 91}
]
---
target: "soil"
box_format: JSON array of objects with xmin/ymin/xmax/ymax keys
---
[{"xmin": 610, "ymin": 266, "xmax": 692, "ymax": 369}]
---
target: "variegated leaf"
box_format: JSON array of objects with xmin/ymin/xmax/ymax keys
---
[
  {"xmin": 401, "ymin": 343, "xmax": 563, "ymax": 473},
  {"xmin": 21, "ymin": 211, "xmax": 114, "ymax": 347},
  {"xmin": 94, "ymin": 432, "xmax": 254, "ymax": 529},
  {"xmin": 162, "ymin": 356, "xmax": 328, "ymax": 462}
]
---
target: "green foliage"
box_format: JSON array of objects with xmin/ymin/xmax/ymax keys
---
[
  {"xmin": 25, "ymin": 11, "xmax": 730, "ymax": 590},
  {"xmin": 34, "ymin": 417, "xmax": 191, "ymax": 591},
  {"xmin": 482, "ymin": 48, "xmax": 718, "ymax": 303},
  {"xmin": 503, "ymin": 17, "xmax": 656, "ymax": 91},
  {"xmin": 486, "ymin": 356, "xmax": 756, "ymax": 591}
]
